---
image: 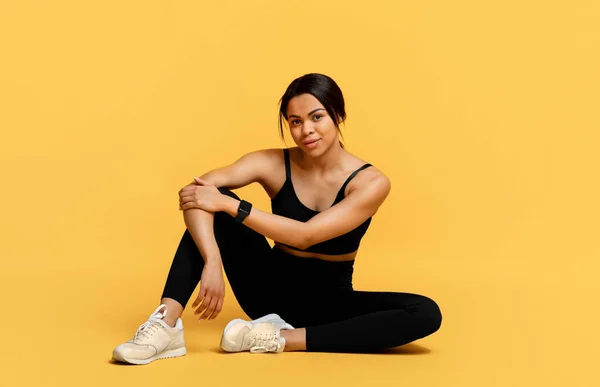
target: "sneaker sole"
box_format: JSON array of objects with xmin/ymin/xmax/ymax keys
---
[{"xmin": 112, "ymin": 346, "xmax": 187, "ymax": 365}]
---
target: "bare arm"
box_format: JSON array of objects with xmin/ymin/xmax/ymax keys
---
[
  {"xmin": 183, "ymin": 209, "xmax": 220, "ymax": 265},
  {"xmin": 179, "ymin": 149, "xmax": 279, "ymax": 264},
  {"xmin": 178, "ymin": 149, "xmax": 281, "ymax": 320},
  {"xmin": 218, "ymin": 171, "xmax": 391, "ymax": 249},
  {"xmin": 219, "ymin": 198, "xmax": 310, "ymax": 248}
]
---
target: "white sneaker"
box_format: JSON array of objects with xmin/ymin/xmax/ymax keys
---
[
  {"xmin": 221, "ymin": 321, "xmax": 286, "ymax": 353},
  {"xmin": 112, "ymin": 304, "xmax": 186, "ymax": 365}
]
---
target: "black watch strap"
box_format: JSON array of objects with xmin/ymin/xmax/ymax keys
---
[{"xmin": 235, "ymin": 200, "xmax": 252, "ymax": 223}]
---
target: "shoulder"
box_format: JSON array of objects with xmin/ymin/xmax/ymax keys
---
[
  {"xmin": 239, "ymin": 147, "xmax": 283, "ymax": 158},
  {"xmin": 346, "ymin": 160, "xmax": 391, "ymax": 204},
  {"xmin": 236, "ymin": 148, "xmax": 285, "ymax": 166},
  {"xmin": 233, "ymin": 148, "xmax": 287, "ymax": 195},
  {"xmin": 353, "ymin": 167, "xmax": 391, "ymax": 194}
]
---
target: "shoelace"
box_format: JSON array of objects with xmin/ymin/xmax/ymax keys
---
[
  {"xmin": 133, "ymin": 305, "xmax": 168, "ymax": 342},
  {"xmin": 248, "ymin": 333, "xmax": 282, "ymax": 353}
]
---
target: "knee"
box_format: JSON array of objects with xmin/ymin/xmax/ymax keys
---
[{"xmin": 421, "ymin": 296, "xmax": 443, "ymax": 334}]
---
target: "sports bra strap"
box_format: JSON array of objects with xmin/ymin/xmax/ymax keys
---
[
  {"xmin": 283, "ymin": 148, "xmax": 291, "ymax": 179},
  {"xmin": 338, "ymin": 163, "xmax": 372, "ymax": 196},
  {"xmin": 284, "ymin": 147, "xmax": 372, "ymax": 196}
]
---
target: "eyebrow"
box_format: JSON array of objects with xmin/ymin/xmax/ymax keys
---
[{"xmin": 288, "ymin": 108, "xmax": 325, "ymax": 119}]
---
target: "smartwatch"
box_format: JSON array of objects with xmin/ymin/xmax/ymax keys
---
[{"xmin": 235, "ymin": 200, "xmax": 252, "ymax": 223}]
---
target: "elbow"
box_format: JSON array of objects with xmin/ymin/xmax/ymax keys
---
[
  {"xmin": 295, "ymin": 239, "xmax": 310, "ymax": 250},
  {"xmin": 295, "ymin": 226, "xmax": 313, "ymax": 250}
]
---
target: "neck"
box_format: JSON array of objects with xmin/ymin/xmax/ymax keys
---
[{"xmin": 298, "ymin": 142, "xmax": 345, "ymax": 175}]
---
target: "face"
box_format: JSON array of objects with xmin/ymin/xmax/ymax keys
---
[{"xmin": 286, "ymin": 93, "xmax": 339, "ymax": 154}]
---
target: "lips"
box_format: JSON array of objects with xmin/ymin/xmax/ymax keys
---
[{"xmin": 303, "ymin": 138, "xmax": 320, "ymax": 145}]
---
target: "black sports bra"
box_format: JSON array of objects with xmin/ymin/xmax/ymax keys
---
[{"xmin": 270, "ymin": 148, "xmax": 373, "ymax": 255}]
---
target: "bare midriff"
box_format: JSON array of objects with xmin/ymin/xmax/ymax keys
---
[{"xmin": 273, "ymin": 242, "xmax": 357, "ymax": 262}]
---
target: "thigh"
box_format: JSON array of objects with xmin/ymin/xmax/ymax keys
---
[
  {"xmin": 289, "ymin": 290, "xmax": 437, "ymax": 327},
  {"xmin": 336, "ymin": 290, "xmax": 435, "ymax": 317}
]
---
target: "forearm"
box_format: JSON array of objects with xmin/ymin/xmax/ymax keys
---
[
  {"xmin": 221, "ymin": 196, "xmax": 310, "ymax": 249},
  {"xmin": 183, "ymin": 208, "xmax": 222, "ymax": 266}
]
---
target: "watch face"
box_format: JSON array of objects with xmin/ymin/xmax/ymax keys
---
[
  {"xmin": 241, "ymin": 200, "xmax": 252, "ymax": 212},
  {"xmin": 237, "ymin": 200, "xmax": 252, "ymax": 220}
]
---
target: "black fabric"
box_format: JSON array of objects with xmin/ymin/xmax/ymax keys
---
[
  {"xmin": 270, "ymin": 148, "xmax": 373, "ymax": 255},
  {"xmin": 161, "ymin": 188, "xmax": 442, "ymax": 353}
]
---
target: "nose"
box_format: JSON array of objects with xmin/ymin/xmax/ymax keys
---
[{"xmin": 302, "ymin": 122, "xmax": 315, "ymax": 135}]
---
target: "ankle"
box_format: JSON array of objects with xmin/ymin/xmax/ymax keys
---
[
  {"xmin": 162, "ymin": 317, "xmax": 177, "ymax": 328},
  {"xmin": 160, "ymin": 298, "xmax": 184, "ymax": 327},
  {"xmin": 280, "ymin": 328, "xmax": 307, "ymax": 351}
]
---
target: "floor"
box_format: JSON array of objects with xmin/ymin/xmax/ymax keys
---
[{"xmin": 3, "ymin": 241, "xmax": 597, "ymax": 387}]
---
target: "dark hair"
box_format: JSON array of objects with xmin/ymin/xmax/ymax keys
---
[{"xmin": 278, "ymin": 73, "xmax": 346, "ymax": 148}]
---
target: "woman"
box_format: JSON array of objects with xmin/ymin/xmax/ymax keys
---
[{"xmin": 112, "ymin": 73, "xmax": 442, "ymax": 365}]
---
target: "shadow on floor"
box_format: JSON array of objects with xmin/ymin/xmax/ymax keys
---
[{"xmin": 204, "ymin": 342, "xmax": 431, "ymax": 355}]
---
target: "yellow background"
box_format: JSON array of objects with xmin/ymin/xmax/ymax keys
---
[{"xmin": 1, "ymin": 0, "xmax": 598, "ymax": 386}]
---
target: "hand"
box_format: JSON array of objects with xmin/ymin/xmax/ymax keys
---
[
  {"xmin": 179, "ymin": 178, "xmax": 223, "ymax": 212},
  {"xmin": 192, "ymin": 261, "xmax": 225, "ymax": 321}
]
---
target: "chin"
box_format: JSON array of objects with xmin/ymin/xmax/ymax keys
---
[{"xmin": 306, "ymin": 143, "xmax": 329, "ymax": 156}]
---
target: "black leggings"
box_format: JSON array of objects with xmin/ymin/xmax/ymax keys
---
[{"xmin": 162, "ymin": 188, "xmax": 442, "ymax": 353}]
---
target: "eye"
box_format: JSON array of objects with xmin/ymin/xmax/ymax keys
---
[
  {"xmin": 291, "ymin": 119, "xmax": 301, "ymax": 125},
  {"xmin": 313, "ymin": 114, "xmax": 323, "ymax": 120}
]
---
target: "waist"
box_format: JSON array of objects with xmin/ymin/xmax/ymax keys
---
[
  {"xmin": 271, "ymin": 245, "xmax": 354, "ymax": 291},
  {"xmin": 273, "ymin": 242, "xmax": 357, "ymax": 261}
]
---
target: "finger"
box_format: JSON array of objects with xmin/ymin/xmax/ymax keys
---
[
  {"xmin": 179, "ymin": 191, "xmax": 196, "ymax": 199},
  {"xmin": 180, "ymin": 191, "xmax": 202, "ymax": 204},
  {"xmin": 193, "ymin": 288, "xmax": 206, "ymax": 309},
  {"xmin": 197, "ymin": 296, "xmax": 211, "ymax": 319},
  {"xmin": 195, "ymin": 299, "xmax": 205, "ymax": 317},
  {"xmin": 210, "ymin": 297, "xmax": 224, "ymax": 320},
  {"xmin": 203, "ymin": 296, "xmax": 218, "ymax": 320},
  {"xmin": 195, "ymin": 289, "xmax": 209, "ymax": 314},
  {"xmin": 192, "ymin": 298, "xmax": 202, "ymax": 311},
  {"xmin": 180, "ymin": 200, "xmax": 195, "ymax": 210},
  {"xmin": 179, "ymin": 195, "xmax": 194, "ymax": 207},
  {"xmin": 201, "ymin": 293, "xmax": 217, "ymax": 319},
  {"xmin": 180, "ymin": 185, "xmax": 198, "ymax": 192},
  {"xmin": 182, "ymin": 192, "xmax": 200, "ymax": 202},
  {"xmin": 194, "ymin": 177, "xmax": 210, "ymax": 185},
  {"xmin": 182, "ymin": 202, "xmax": 203, "ymax": 210},
  {"xmin": 192, "ymin": 295, "xmax": 201, "ymax": 309}
]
